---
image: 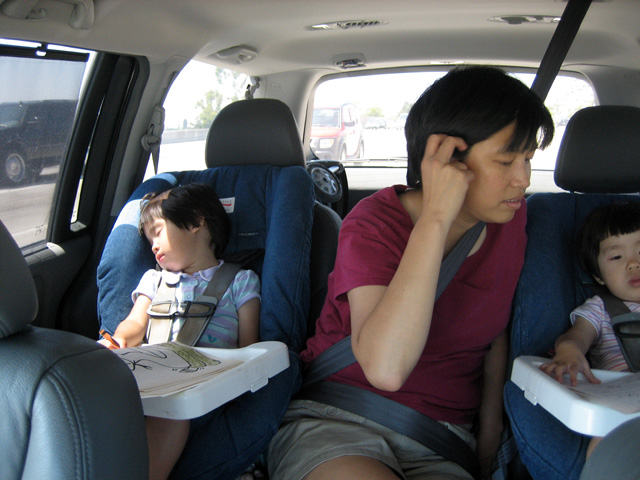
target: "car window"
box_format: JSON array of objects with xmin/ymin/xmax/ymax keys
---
[
  {"xmin": 144, "ymin": 61, "xmax": 248, "ymax": 179},
  {"xmin": 309, "ymin": 70, "xmax": 595, "ymax": 194},
  {"xmin": 0, "ymin": 39, "xmax": 92, "ymax": 248}
]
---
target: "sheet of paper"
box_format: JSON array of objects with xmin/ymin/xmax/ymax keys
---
[
  {"xmin": 568, "ymin": 372, "xmax": 640, "ymax": 414},
  {"xmin": 112, "ymin": 342, "xmax": 242, "ymax": 398}
]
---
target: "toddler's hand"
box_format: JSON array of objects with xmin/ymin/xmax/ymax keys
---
[{"xmin": 539, "ymin": 351, "xmax": 600, "ymax": 386}]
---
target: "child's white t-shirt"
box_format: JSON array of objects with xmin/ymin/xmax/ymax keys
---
[
  {"xmin": 133, "ymin": 260, "xmax": 260, "ymax": 348},
  {"xmin": 570, "ymin": 295, "xmax": 633, "ymax": 372}
]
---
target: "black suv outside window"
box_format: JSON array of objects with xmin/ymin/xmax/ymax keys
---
[{"xmin": 0, "ymin": 40, "xmax": 92, "ymax": 248}]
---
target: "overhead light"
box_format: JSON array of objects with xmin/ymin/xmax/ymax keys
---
[
  {"xmin": 214, "ymin": 45, "xmax": 258, "ymax": 64},
  {"xmin": 488, "ymin": 15, "xmax": 561, "ymax": 25}
]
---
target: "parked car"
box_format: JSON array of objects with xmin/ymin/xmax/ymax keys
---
[
  {"xmin": 310, "ymin": 103, "xmax": 364, "ymax": 160},
  {"xmin": 1, "ymin": 1, "xmax": 639, "ymax": 480},
  {"xmin": 0, "ymin": 100, "xmax": 76, "ymax": 185},
  {"xmin": 365, "ymin": 117, "xmax": 386, "ymax": 129}
]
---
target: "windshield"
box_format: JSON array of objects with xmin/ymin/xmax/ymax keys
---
[
  {"xmin": 312, "ymin": 108, "xmax": 340, "ymax": 128},
  {"xmin": 0, "ymin": 103, "xmax": 25, "ymax": 127}
]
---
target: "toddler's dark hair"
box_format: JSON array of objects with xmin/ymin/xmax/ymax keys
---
[
  {"xmin": 139, "ymin": 183, "xmax": 230, "ymax": 258},
  {"xmin": 577, "ymin": 201, "xmax": 640, "ymax": 280}
]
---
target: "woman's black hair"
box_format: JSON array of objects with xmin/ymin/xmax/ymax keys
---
[
  {"xmin": 139, "ymin": 183, "xmax": 231, "ymax": 258},
  {"xmin": 405, "ymin": 66, "xmax": 555, "ymax": 188},
  {"xmin": 577, "ymin": 202, "xmax": 640, "ymax": 280}
]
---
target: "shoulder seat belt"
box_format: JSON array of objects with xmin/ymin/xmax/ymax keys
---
[
  {"xmin": 299, "ymin": 221, "xmax": 486, "ymax": 480},
  {"xmin": 589, "ymin": 285, "xmax": 640, "ymax": 372},
  {"xmin": 146, "ymin": 261, "xmax": 241, "ymax": 346}
]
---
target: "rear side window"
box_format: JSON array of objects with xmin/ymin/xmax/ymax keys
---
[
  {"xmin": 0, "ymin": 40, "xmax": 91, "ymax": 248},
  {"xmin": 144, "ymin": 61, "xmax": 248, "ymax": 179}
]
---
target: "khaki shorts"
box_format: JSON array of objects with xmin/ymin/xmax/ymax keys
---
[{"xmin": 267, "ymin": 399, "xmax": 476, "ymax": 480}]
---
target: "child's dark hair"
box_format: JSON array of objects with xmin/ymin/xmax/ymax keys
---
[
  {"xmin": 139, "ymin": 183, "xmax": 231, "ymax": 258},
  {"xmin": 577, "ymin": 201, "xmax": 640, "ymax": 280},
  {"xmin": 405, "ymin": 66, "xmax": 554, "ymax": 188}
]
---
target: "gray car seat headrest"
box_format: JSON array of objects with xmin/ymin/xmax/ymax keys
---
[
  {"xmin": 0, "ymin": 221, "xmax": 38, "ymax": 338},
  {"xmin": 205, "ymin": 98, "xmax": 305, "ymax": 168},
  {"xmin": 554, "ymin": 106, "xmax": 640, "ymax": 193}
]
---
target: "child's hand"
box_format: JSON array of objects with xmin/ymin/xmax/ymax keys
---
[
  {"xmin": 97, "ymin": 338, "xmax": 116, "ymax": 349},
  {"xmin": 539, "ymin": 341, "xmax": 600, "ymax": 386},
  {"xmin": 98, "ymin": 329, "xmax": 127, "ymax": 349}
]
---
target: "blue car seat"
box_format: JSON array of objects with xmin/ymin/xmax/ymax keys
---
[
  {"xmin": 97, "ymin": 98, "xmax": 317, "ymax": 479},
  {"xmin": 504, "ymin": 106, "xmax": 640, "ymax": 480}
]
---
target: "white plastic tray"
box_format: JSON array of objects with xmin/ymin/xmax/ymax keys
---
[
  {"xmin": 511, "ymin": 355, "xmax": 640, "ymax": 436},
  {"xmin": 141, "ymin": 341, "xmax": 289, "ymax": 419}
]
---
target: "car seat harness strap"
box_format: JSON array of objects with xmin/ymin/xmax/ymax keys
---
[
  {"xmin": 300, "ymin": 221, "xmax": 486, "ymax": 479},
  {"xmin": 590, "ymin": 285, "xmax": 640, "ymax": 372},
  {"xmin": 146, "ymin": 262, "xmax": 241, "ymax": 346}
]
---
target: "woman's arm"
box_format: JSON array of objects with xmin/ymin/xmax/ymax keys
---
[
  {"xmin": 476, "ymin": 330, "xmax": 508, "ymax": 479},
  {"xmin": 349, "ymin": 134, "xmax": 474, "ymax": 391},
  {"xmin": 237, "ymin": 297, "xmax": 260, "ymax": 347}
]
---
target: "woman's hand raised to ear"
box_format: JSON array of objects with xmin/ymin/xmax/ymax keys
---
[
  {"xmin": 350, "ymin": 134, "xmax": 476, "ymax": 391},
  {"xmin": 419, "ymin": 134, "xmax": 474, "ymax": 229}
]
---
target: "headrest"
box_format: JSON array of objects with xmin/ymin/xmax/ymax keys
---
[
  {"xmin": 554, "ymin": 106, "xmax": 640, "ymax": 193},
  {"xmin": 0, "ymin": 220, "xmax": 38, "ymax": 338},
  {"xmin": 205, "ymin": 98, "xmax": 305, "ymax": 168}
]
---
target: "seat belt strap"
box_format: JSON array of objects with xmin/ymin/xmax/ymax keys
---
[
  {"xmin": 299, "ymin": 221, "xmax": 485, "ymax": 478},
  {"xmin": 297, "ymin": 382, "xmax": 480, "ymax": 480},
  {"xmin": 176, "ymin": 262, "xmax": 241, "ymax": 346},
  {"xmin": 589, "ymin": 284, "xmax": 640, "ymax": 372},
  {"xmin": 530, "ymin": 0, "xmax": 592, "ymax": 101},
  {"xmin": 303, "ymin": 221, "xmax": 485, "ymax": 386},
  {"xmin": 141, "ymin": 104, "xmax": 165, "ymax": 175}
]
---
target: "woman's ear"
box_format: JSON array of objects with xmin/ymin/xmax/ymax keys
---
[
  {"xmin": 190, "ymin": 218, "xmax": 205, "ymax": 233},
  {"xmin": 594, "ymin": 275, "xmax": 606, "ymax": 285}
]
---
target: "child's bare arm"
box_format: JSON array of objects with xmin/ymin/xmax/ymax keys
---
[
  {"xmin": 99, "ymin": 295, "xmax": 152, "ymax": 349},
  {"xmin": 237, "ymin": 297, "xmax": 260, "ymax": 347},
  {"xmin": 539, "ymin": 316, "xmax": 600, "ymax": 386}
]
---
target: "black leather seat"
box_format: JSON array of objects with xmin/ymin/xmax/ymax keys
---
[{"xmin": 0, "ymin": 220, "xmax": 148, "ymax": 480}]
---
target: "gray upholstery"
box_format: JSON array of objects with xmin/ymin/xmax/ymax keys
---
[
  {"xmin": 555, "ymin": 106, "xmax": 640, "ymax": 193},
  {"xmin": 206, "ymin": 98, "xmax": 305, "ymax": 168},
  {"xmin": 0, "ymin": 220, "xmax": 148, "ymax": 480},
  {"xmin": 0, "ymin": 221, "xmax": 38, "ymax": 338},
  {"xmin": 580, "ymin": 417, "xmax": 640, "ymax": 480},
  {"xmin": 308, "ymin": 202, "xmax": 342, "ymax": 336}
]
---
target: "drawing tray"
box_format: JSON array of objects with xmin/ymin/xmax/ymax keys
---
[
  {"xmin": 141, "ymin": 341, "xmax": 289, "ymax": 419},
  {"xmin": 511, "ymin": 355, "xmax": 640, "ymax": 436}
]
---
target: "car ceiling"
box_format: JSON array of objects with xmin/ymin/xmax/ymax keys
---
[{"xmin": 0, "ymin": 0, "xmax": 639, "ymax": 77}]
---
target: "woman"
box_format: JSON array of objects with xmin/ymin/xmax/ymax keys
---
[{"xmin": 268, "ymin": 66, "xmax": 554, "ymax": 480}]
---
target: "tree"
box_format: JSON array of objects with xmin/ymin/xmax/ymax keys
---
[
  {"xmin": 191, "ymin": 68, "xmax": 247, "ymax": 129},
  {"xmin": 191, "ymin": 90, "xmax": 224, "ymax": 129},
  {"xmin": 364, "ymin": 106, "xmax": 384, "ymax": 117}
]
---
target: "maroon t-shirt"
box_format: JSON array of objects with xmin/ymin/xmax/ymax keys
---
[{"xmin": 301, "ymin": 185, "xmax": 527, "ymax": 424}]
